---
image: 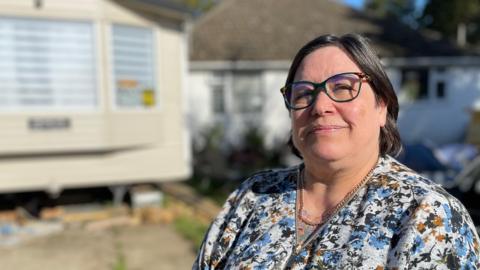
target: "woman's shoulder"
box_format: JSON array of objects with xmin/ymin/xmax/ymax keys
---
[
  {"xmin": 234, "ymin": 165, "xmax": 299, "ymax": 196},
  {"xmin": 374, "ymin": 156, "xmax": 479, "ymax": 268},
  {"xmin": 376, "ymin": 155, "xmax": 453, "ymax": 198},
  {"xmin": 373, "ymin": 155, "xmax": 469, "ymax": 217},
  {"xmin": 213, "ymin": 166, "xmax": 298, "ymax": 225}
]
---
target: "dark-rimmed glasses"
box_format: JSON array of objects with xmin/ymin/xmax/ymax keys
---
[{"xmin": 280, "ymin": 72, "xmax": 371, "ymax": 110}]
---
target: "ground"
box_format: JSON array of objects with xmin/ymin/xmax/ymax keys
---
[{"xmin": 0, "ymin": 224, "xmax": 197, "ymax": 270}]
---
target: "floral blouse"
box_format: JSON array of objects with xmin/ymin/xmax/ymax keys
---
[{"xmin": 193, "ymin": 156, "xmax": 480, "ymax": 269}]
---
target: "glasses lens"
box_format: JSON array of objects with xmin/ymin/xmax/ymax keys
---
[
  {"xmin": 326, "ymin": 73, "xmax": 361, "ymax": 101},
  {"xmin": 287, "ymin": 82, "xmax": 315, "ymax": 108}
]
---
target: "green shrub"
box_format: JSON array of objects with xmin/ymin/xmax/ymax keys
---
[
  {"xmin": 188, "ymin": 125, "xmax": 289, "ymax": 205},
  {"xmin": 173, "ymin": 215, "xmax": 209, "ymax": 250}
]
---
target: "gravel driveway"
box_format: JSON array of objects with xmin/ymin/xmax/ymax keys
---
[{"xmin": 0, "ymin": 224, "xmax": 196, "ymax": 270}]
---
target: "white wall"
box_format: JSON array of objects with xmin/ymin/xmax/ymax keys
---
[
  {"xmin": 261, "ymin": 71, "xmax": 290, "ymax": 148},
  {"xmin": 392, "ymin": 67, "xmax": 480, "ymax": 145},
  {"xmin": 188, "ymin": 69, "xmax": 291, "ymax": 149},
  {"xmin": 188, "ymin": 71, "xmax": 213, "ymax": 138}
]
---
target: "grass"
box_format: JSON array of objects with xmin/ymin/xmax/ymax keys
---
[
  {"xmin": 163, "ymin": 189, "xmax": 216, "ymax": 251},
  {"xmin": 173, "ymin": 214, "xmax": 209, "ymax": 250},
  {"xmin": 112, "ymin": 255, "xmax": 127, "ymax": 270},
  {"xmin": 186, "ymin": 176, "xmax": 233, "ymax": 206},
  {"xmin": 111, "ymin": 227, "xmax": 127, "ymax": 270}
]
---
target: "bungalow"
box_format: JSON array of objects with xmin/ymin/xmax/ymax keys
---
[{"xmin": 188, "ymin": 0, "xmax": 480, "ymax": 149}]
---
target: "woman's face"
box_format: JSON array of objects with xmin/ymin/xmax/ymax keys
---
[{"xmin": 291, "ymin": 46, "xmax": 387, "ymax": 165}]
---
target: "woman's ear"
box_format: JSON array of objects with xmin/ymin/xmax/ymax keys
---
[
  {"xmin": 377, "ymin": 100, "xmax": 387, "ymax": 127},
  {"xmin": 288, "ymin": 132, "xmax": 303, "ymax": 159}
]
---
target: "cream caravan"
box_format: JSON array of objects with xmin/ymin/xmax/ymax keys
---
[{"xmin": 0, "ymin": 0, "xmax": 191, "ymax": 195}]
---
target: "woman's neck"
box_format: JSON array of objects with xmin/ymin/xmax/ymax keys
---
[{"xmin": 301, "ymin": 151, "xmax": 379, "ymax": 213}]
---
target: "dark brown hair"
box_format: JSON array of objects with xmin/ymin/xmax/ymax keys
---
[{"xmin": 286, "ymin": 33, "xmax": 401, "ymax": 158}]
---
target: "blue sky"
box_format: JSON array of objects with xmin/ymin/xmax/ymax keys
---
[
  {"xmin": 342, "ymin": 0, "xmax": 428, "ymax": 11},
  {"xmin": 342, "ymin": 0, "xmax": 364, "ymax": 9}
]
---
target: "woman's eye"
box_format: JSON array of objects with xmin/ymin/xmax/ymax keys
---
[
  {"xmin": 332, "ymin": 84, "xmax": 353, "ymax": 91},
  {"xmin": 293, "ymin": 89, "xmax": 312, "ymax": 99}
]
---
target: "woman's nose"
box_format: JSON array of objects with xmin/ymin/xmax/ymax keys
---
[{"xmin": 310, "ymin": 90, "xmax": 334, "ymax": 116}]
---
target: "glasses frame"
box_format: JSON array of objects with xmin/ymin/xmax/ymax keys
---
[{"xmin": 280, "ymin": 72, "xmax": 371, "ymax": 110}]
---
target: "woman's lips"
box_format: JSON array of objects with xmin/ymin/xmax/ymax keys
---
[{"xmin": 308, "ymin": 125, "xmax": 347, "ymax": 134}]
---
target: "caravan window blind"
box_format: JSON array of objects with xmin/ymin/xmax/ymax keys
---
[
  {"xmin": 112, "ymin": 24, "xmax": 156, "ymax": 108},
  {"xmin": 0, "ymin": 17, "xmax": 97, "ymax": 111}
]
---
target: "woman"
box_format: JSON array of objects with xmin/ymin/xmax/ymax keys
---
[{"xmin": 193, "ymin": 34, "xmax": 480, "ymax": 269}]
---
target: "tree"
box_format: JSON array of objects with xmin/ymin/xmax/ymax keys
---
[
  {"xmin": 420, "ymin": 0, "xmax": 480, "ymax": 45},
  {"xmin": 364, "ymin": 0, "xmax": 418, "ymax": 27}
]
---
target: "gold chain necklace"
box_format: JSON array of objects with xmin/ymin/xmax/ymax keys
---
[{"xmin": 297, "ymin": 165, "xmax": 376, "ymax": 226}]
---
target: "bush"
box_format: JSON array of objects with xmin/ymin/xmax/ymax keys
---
[{"xmin": 188, "ymin": 125, "xmax": 289, "ymax": 205}]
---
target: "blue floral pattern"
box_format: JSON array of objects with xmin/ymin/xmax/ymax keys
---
[{"xmin": 193, "ymin": 156, "xmax": 480, "ymax": 269}]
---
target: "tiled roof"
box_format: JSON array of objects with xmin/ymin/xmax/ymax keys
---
[{"xmin": 191, "ymin": 0, "xmax": 466, "ymax": 61}]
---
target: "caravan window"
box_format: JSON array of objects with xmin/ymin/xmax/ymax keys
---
[
  {"xmin": 0, "ymin": 17, "xmax": 97, "ymax": 111},
  {"xmin": 112, "ymin": 24, "xmax": 156, "ymax": 108}
]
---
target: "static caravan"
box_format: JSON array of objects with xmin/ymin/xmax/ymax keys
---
[{"xmin": 0, "ymin": 0, "xmax": 191, "ymax": 195}]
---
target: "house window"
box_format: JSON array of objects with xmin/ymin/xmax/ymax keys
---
[
  {"xmin": 434, "ymin": 68, "xmax": 447, "ymax": 99},
  {"xmin": 232, "ymin": 72, "xmax": 262, "ymax": 113},
  {"xmin": 212, "ymin": 84, "xmax": 225, "ymax": 114},
  {"xmin": 209, "ymin": 72, "xmax": 226, "ymax": 114},
  {"xmin": 400, "ymin": 68, "xmax": 428, "ymax": 101},
  {"xmin": 0, "ymin": 17, "xmax": 96, "ymax": 110},
  {"xmin": 112, "ymin": 24, "xmax": 155, "ymax": 108},
  {"xmin": 436, "ymin": 81, "xmax": 445, "ymax": 98}
]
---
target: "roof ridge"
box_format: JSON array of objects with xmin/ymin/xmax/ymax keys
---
[
  {"xmin": 192, "ymin": 0, "xmax": 237, "ymax": 29},
  {"xmin": 191, "ymin": 0, "xmax": 469, "ymax": 61}
]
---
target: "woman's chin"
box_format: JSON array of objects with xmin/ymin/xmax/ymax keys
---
[{"xmin": 304, "ymin": 148, "xmax": 346, "ymax": 163}]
